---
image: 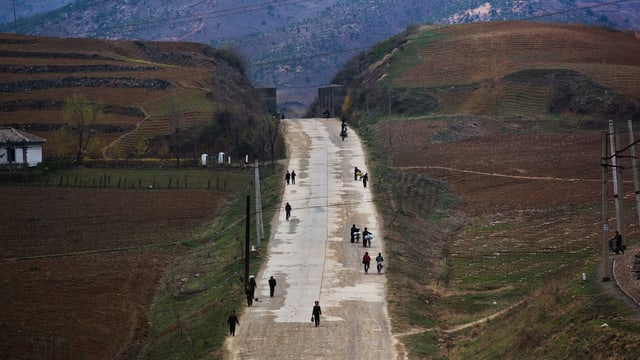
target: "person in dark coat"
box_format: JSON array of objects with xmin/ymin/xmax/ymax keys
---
[
  {"xmin": 312, "ymin": 301, "xmax": 322, "ymax": 327},
  {"xmin": 362, "ymin": 228, "xmax": 372, "ymax": 247},
  {"xmin": 227, "ymin": 310, "xmax": 240, "ymax": 336},
  {"xmin": 611, "ymin": 231, "xmax": 624, "ymax": 254},
  {"xmin": 350, "ymin": 224, "xmax": 360, "ymax": 243},
  {"xmin": 248, "ymin": 275, "xmax": 257, "ymax": 302},
  {"xmin": 354, "ymin": 167, "xmax": 361, "ymax": 181},
  {"xmin": 268, "ymin": 276, "xmax": 277, "ymax": 297},
  {"xmin": 285, "ymin": 170, "xmax": 291, "ymax": 185},
  {"xmin": 245, "ymin": 286, "xmax": 254, "ymax": 307},
  {"xmin": 285, "ymin": 202, "xmax": 292, "ymax": 221},
  {"xmin": 291, "ymin": 170, "xmax": 296, "ymax": 184},
  {"xmin": 362, "ymin": 172, "xmax": 368, "ymax": 188}
]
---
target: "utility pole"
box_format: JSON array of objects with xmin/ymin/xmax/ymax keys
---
[
  {"xmin": 244, "ymin": 195, "xmax": 250, "ymax": 289},
  {"xmin": 627, "ymin": 119, "xmax": 640, "ymax": 229},
  {"xmin": 601, "ymin": 131, "xmax": 611, "ymax": 281},
  {"xmin": 608, "ymin": 120, "xmax": 626, "ymax": 247},
  {"xmin": 254, "ymin": 159, "xmax": 264, "ymax": 246},
  {"xmin": 12, "ymin": 0, "xmax": 17, "ymax": 34}
]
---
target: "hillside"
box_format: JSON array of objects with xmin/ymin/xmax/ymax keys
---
[
  {"xmin": 343, "ymin": 22, "xmax": 640, "ymax": 122},
  {"xmin": 1, "ymin": 0, "xmax": 638, "ymax": 110},
  {"xmin": 337, "ymin": 22, "xmax": 640, "ymax": 357},
  {"xmin": 0, "ymin": 33, "xmax": 271, "ymax": 161}
]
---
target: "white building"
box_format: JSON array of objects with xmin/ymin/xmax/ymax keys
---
[{"xmin": 0, "ymin": 127, "xmax": 46, "ymax": 168}]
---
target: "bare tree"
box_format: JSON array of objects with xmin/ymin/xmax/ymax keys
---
[
  {"xmin": 62, "ymin": 93, "xmax": 103, "ymax": 165},
  {"xmin": 262, "ymin": 114, "xmax": 282, "ymax": 167}
]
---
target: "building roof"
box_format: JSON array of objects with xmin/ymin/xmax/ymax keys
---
[{"xmin": 0, "ymin": 127, "xmax": 46, "ymax": 144}]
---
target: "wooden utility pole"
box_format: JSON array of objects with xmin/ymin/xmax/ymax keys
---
[{"xmin": 602, "ymin": 131, "xmax": 611, "ymax": 281}]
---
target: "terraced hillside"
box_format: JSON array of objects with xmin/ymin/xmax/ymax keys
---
[
  {"xmin": 0, "ymin": 33, "xmax": 266, "ymax": 160},
  {"xmin": 345, "ymin": 22, "xmax": 640, "ymax": 122}
]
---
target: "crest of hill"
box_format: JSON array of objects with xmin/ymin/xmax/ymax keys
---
[
  {"xmin": 0, "ymin": 33, "xmax": 263, "ymax": 159},
  {"xmin": 342, "ymin": 22, "xmax": 640, "ymax": 124}
]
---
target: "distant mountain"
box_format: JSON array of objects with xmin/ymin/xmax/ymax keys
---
[
  {"xmin": 2, "ymin": 0, "xmax": 639, "ymax": 111},
  {"xmin": 0, "ymin": 0, "xmax": 74, "ymax": 26}
]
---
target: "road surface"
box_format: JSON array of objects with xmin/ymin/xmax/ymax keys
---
[{"xmin": 225, "ymin": 118, "xmax": 403, "ymax": 359}]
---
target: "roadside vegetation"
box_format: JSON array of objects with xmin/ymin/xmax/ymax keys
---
[{"xmin": 139, "ymin": 165, "xmax": 283, "ymax": 359}]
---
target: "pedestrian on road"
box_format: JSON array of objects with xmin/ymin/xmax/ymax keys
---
[
  {"xmin": 245, "ymin": 286, "xmax": 254, "ymax": 307},
  {"xmin": 611, "ymin": 231, "xmax": 624, "ymax": 254},
  {"xmin": 350, "ymin": 224, "xmax": 360, "ymax": 243},
  {"xmin": 285, "ymin": 202, "xmax": 292, "ymax": 221},
  {"xmin": 227, "ymin": 310, "xmax": 240, "ymax": 336},
  {"xmin": 291, "ymin": 170, "xmax": 296, "ymax": 184},
  {"xmin": 362, "ymin": 228, "xmax": 372, "ymax": 247},
  {"xmin": 362, "ymin": 172, "xmax": 369, "ymax": 188},
  {"xmin": 376, "ymin": 252, "xmax": 384, "ymax": 274},
  {"xmin": 362, "ymin": 251, "xmax": 371, "ymax": 274},
  {"xmin": 268, "ymin": 276, "xmax": 277, "ymax": 297},
  {"xmin": 312, "ymin": 301, "xmax": 322, "ymax": 327},
  {"xmin": 285, "ymin": 170, "xmax": 291, "ymax": 185},
  {"xmin": 354, "ymin": 167, "xmax": 361, "ymax": 181}
]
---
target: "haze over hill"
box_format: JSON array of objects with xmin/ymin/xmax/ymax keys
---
[{"xmin": 1, "ymin": 0, "xmax": 639, "ymax": 111}]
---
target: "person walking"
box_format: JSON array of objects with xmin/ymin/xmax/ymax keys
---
[
  {"xmin": 362, "ymin": 228, "xmax": 372, "ymax": 247},
  {"xmin": 354, "ymin": 167, "xmax": 361, "ymax": 181},
  {"xmin": 362, "ymin": 251, "xmax": 371, "ymax": 274},
  {"xmin": 227, "ymin": 310, "xmax": 240, "ymax": 336},
  {"xmin": 285, "ymin": 202, "xmax": 292, "ymax": 221},
  {"xmin": 611, "ymin": 231, "xmax": 624, "ymax": 254},
  {"xmin": 268, "ymin": 276, "xmax": 277, "ymax": 297},
  {"xmin": 362, "ymin": 172, "xmax": 369, "ymax": 188},
  {"xmin": 245, "ymin": 286, "xmax": 254, "ymax": 307},
  {"xmin": 312, "ymin": 301, "xmax": 322, "ymax": 327},
  {"xmin": 376, "ymin": 252, "xmax": 384, "ymax": 274},
  {"xmin": 249, "ymin": 275, "xmax": 257, "ymax": 299},
  {"xmin": 291, "ymin": 170, "xmax": 296, "ymax": 184},
  {"xmin": 350, "ymin": 224, "xmax": 360, "ymax": 243},
  {"xmin": 285, "ymin": 170, "xmax": 291, "ymax": 185}
]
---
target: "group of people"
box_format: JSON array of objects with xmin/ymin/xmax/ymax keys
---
[
  {"xmin": 362, "ymin": 251, "xmax": 384, "ymax": 274},
  {"xmin": 285, "ymin": 170, "xmax": 297, "ymax": 185},
  {"xmin": 284, "ymin": 170, "xmax": 297, "ymax": 221},
  {"xmin": 229, "ymin": 146, "xmax": 381, "ymax": 335},
  {"xmin": 350, "ymin": 224, "xmax": 373, "ymax": 247},
  {"xmin": 229, "ymin": 274, "xmax": 278, "ymax": 336},
  {"xmin": 354, "ymin": 166, "xmax": 368, "ymax": 188}
]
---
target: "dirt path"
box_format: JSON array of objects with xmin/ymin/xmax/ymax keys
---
[{"xmin": 224, "ymin": 118, "xmax": 403, "ymax": 359}]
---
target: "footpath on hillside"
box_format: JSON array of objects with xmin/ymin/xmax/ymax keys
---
[{"xmin": 223, "ymin": 118, "xmax": 404, "ymax": 359}]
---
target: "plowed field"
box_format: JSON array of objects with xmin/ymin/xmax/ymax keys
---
[{"xmin": 0, "ymin": 186, "xmax": 226, "ymax": 359}]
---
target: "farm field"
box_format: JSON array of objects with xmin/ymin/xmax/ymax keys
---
[
  {"xmin": 369, "ymin": 115, "xmax": 640, "ymax": 356},
  {"xmin": 0, "ymin": 168, "xmax": 247, "ymax": 359}
]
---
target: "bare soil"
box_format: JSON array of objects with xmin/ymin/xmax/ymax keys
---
[{"xmin": 0, "ymin": 186, "xmax": 226, "ymax": 359}]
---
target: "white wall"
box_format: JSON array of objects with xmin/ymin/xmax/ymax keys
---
[{"xmin": 0, "ymin": 144, "xmax": 43, "ymax": 167}]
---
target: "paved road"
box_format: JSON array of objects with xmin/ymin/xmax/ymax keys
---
[{"xmin": 225, "ymin": 118, "xmax": 401, "ymax": 359}]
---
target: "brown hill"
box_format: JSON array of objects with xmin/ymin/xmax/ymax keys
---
[
  {"xmin": 0, "ymin": 33, "xmax": 266, "ymax": 160},
  {"xmin": 344, "ymin": 21, "xmax": 640, "ymax": 122}
]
